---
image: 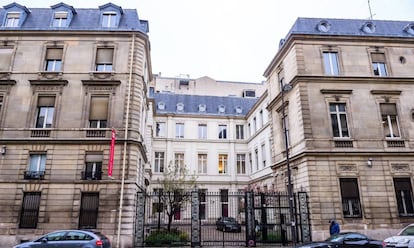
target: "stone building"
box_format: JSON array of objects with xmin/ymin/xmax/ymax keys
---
[
  {"xmin": 0, "ymin": 2, "xmax": 152, "ymax": 247},
  {"xmin": 265, "ymin": 18, "xmax": 414, "ymax": 240}
]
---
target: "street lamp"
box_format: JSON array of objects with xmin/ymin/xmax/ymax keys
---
[{"xmin": 280, "ymin": 82, "xmax": 296, "ymax": 246}]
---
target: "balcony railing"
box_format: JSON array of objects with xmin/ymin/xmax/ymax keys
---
[
  {"xmin": 86, "ymin": 129, "xmax": 106, "ymax": 137},
  {"xmin": 81, "ymin": 171, "xmax": 102, "ymax": 180},
  {"xmin": 334, "ymin": 140, "xmax": 353, "ymax": 148},
  {"xmin": 24, "ymin": 170, "xmax": 45, "ymax": 180},
  {"xmin": 31, "ymin": 129, "xmax": 51, "ymax": 137},
  {"xmin": 387, "ymin": 140, "xmax": 405, "ymax": 148}
]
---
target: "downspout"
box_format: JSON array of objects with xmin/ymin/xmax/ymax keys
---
[{"xmin": 116, "ymin": 34, "xmax": 135, "ymax": 248}]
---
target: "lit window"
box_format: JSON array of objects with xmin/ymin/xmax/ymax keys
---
[
  {"xmin": 45, "ymin": 48, "xmax": 63, "ymax": 71},
  {"xmin": 371, "ymin": 53, "xmax": 388, "ymax": 76},
  {"xmin": 218, "ymin": 154, "xmax": 227, "ymax": 174},
  {"xmin": 36, "ymin": 96, "xmax": 55, "ymax": 128},
  {"xmin": 340, "ymin": 178, "xmax": 362, "ymax": 218},
  {"xmin": 95, "ymin": 48, "xmax": 114, "ymax": 72},
  {"xmin": 381, "ymin": 103, "xmax": 400, "ymax": 138},
  {"xmin": 329, "ymin": 103, "xmax": 349, "ymax": 138},
  {"xmin": 5, "ymin": 12, "xmax": 20, "ymax": 27},
  {"xmin": 89, "ymin": 96, "xmax": 109, "ymax": 128},
  {"xmin": 323, "ymin": 52, "xmax": 339, "ymax": 76},
  {"xmin": 53, "ymin": 12, "xmax": 68, "ymax": 27},
  {"xmin": 102, "ymin": 12, "xmax": 117, "ymax": 27}
]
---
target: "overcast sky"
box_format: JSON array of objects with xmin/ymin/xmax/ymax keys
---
[{"xmin": 7, "ymin": 0, "xmax": 414, "ymax": 83}]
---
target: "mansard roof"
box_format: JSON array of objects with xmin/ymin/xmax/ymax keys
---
[
  {"xmin": 154, "ymin": 92, "xmax": 258, "ymax": 117},
  {"xmin": 0, "ymin": 2, "xmax": 148, "ymax": 33}
]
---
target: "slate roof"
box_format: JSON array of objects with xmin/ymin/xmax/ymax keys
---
[
  {"xmin": 285, "ymin": 17, "xmax": 414, "ymax": 39},
  {"xmin": 154, "ymin": 92, "xmax": 258, "ymax": 117},
  {"xmin": 0, "ymin": 2, "xmax": 148, "ymax": 33}
]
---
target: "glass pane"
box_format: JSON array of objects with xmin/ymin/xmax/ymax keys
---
[
  {"xmin": 390, "ymin": 116, "xmax": 400, "ymax": 137},
  {"xmin": 382, "ymin": 115, "xmax": 391, "ymax": 137},
  {"xmin": 339, "ymin": 114, "xmax": 349, "ymax": 137},
  {"xmin": 331, "ymin": 114, "xmax": 339, "ymax": 137},
  {"xmin": 45, "ymin": 108, "xmax": 54, "ymax": 127}
]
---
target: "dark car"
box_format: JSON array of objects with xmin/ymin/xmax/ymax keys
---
[
  {"xmin": 216, "ymin": 217, "xmax": 242, "ymax": 232},
  {"xmin": 296, "ymin": 232, "xmax": 384, "ymax": 248},
  {"xmin": 13, "ymin": 229, "xmax": 111, "ymax": 248}
]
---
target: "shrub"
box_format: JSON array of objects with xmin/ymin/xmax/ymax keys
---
[{"xmin": 145, "ymin": 230, "xmax": 189, "ymax": 247}]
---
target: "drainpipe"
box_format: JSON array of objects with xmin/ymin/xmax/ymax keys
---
[{"xmin": 116, "ymin": 34, "xmax": 135, "ymax": 248}]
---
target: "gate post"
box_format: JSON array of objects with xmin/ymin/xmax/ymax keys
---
[
  {"xmin": 191, "ymin": 190, "xmax": 201, "ymax": 247},
  {"xmin": 245, "ymin": 191, "xmax": 256, "ymax": 247},
  {"xmin": 134, "ymin": 191, "xmax": 145, "ymax": 248},
  {"xmin": 298, "ymin": 192, "xmax": 311, "ymax": 243}
]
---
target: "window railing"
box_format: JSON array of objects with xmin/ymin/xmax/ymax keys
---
[
  {"xmin": 31, "ymin": 129, "xmax": 51, "ymax": 137},
  {"xmin": 334, "ymin": 140, "xmax": 353, "ymax": 148},
  {"xmin": 81, "ymin": 170, "xmax": 102, "ymax": 180},
  {"xmin": 24, "ymin": 170, "xmax": 45, "ymax": 180},
  {"xmin": 342, "ymin": 198, "xmax": 361, "ymax": 218},
  {"xmin": 86, "ymin": 129, "xmax": 106, "ymax": 137},
  {"xmin": 387, "ymin": 140, "xmax": 405, "ymax": 148}
]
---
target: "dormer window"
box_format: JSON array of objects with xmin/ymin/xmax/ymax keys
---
[
  {"xmin": 235, "ymin": 106, "xmax": 243, "ymax": 114},
  {"xmin": 361, "ymin": 21, "xmax": 376, "ymax": 33},
  {"xmin": 5, "ymin": 12, "xmax": 20, "ymax": 27},
  {"xmin": 218, "ymin": 105, "xmax": 225, "ymax": 114},
  {"xmin": 102, "ymin": 12, "xmax": 117, "ymax": 28},
  {"xmin": 158, "ymin": 102, "xmax": 165, "ymax": 110},
  {"xmin": 198, "ymin": 104, "xmax": 206, "ymax": 113},
  {"xmin": 404, "ymin": 23, "xmax": 414, "ymax": 36},
  {"xmin": 176, "ymin": 103, "xmax": 184, "ymax": 112},
  {"xmin": 53, "ymin": 12, "xmax": 68, "ymax": 27}
]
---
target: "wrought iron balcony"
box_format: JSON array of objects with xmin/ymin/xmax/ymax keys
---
[
  {"xmin": 24, "ymin": 170, "xmax": 45, "ymax": 180},
  {"xmin": 81, "ymin": 170, "xmax": 102, "ymax": 180}
]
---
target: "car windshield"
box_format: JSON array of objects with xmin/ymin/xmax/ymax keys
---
[{"xmin": 400, "ymin": 226, "xmax": 414, "ymax": 236}]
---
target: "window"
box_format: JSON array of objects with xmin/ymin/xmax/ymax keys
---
[
  {"xmin": 174, "ymin": 153, "xmax": 184, "ymax": 168},
  {"xmin": 19, "ymin": 192, "xmax": 41, "ymax": 228},
  {"xmin": 102, "ymin": 12, "xmax": 117, "ymax": 28},
  {"xmin": 381, "ymin": 103, "xmax": 400, "ymax": 138},
  {"xmin": 36, "ymin": 96, "xmax": 55, "ymax": 128},
  {"xmin": 282, "ymin": 114, "xmax": 290, "ymax": 148},
  {"xmin": 248, "ymin": 153, "xmax": 252, "ymax": 172},
  {"xmin": 176, "ymin": 103, "xmax": 184, "ymax": 112},
  {"xmin": 0, "ymin": 46, "xmax": 14, "ymax": 71},
  {"xmin": 218, "ymin": 154, "xmax": 227, "ymax": 174},
  {"xmin": 220, "ymin": 189, "xmax": 229, "ymax": 217},
  {"xmin": 255, "ymin": 149, "xmax": 259, "ymax": 170},
  {"xmin": 89, "ymin": 96, "xmax": 108, "ymax": 128},
  {"xmin": 95, "ymin": 48, "xmax": 114, "ymax": 71},
  {"xmin": 236, "ymin": 154, "xmax": 246, "ymax": 174},
  {"xmin": 330, "ymin": 103, "xmax": 349, "ymax": 138},
  {"xmin": 236, "ymin": 124, "xmax": 244, "ymax": 139},
  {"xmin": 79, "ymin": 192, "xmax": 99, "ymax": 229},
  {"xmin": 323, "ymin": 52, "xmax": 340, "ymax": 76},
  {"xmin": 154, "ymin": 152, "xmax": 165, "ymax": 173},
  {"xmin": 45, "ymin": 48, "xmax": 63, "ymax": 71},
  {"xmin": 261, "ymin": 143, "xmax": 266, "ymax": 167},
  {"xmin": 218, "ymin": 125, "xmax": 227, "ymax": 139},
  {"xmin": 198, "ymin": 124, "xmax": 207, "ymax": 139},
  {"xmin": 176, "ymin": 123, "xmax": 184, "ymax": 138},
  {"xmin": 5, "ymin": 12, "xmax": 20, "ymax": 27},
  {"xmin": 340, "ymin": 178, "xmax": 362, "ymax": 218},
  {"xmin": 198, "ymin": 104, "xmax": 206, "ymax": 113},
  {"xmin": 394, "ymin": 178, "xmax": 414, "ymax": 216},
  {"xmin": 259, "ymin": 110, "xmax": 264, "ymax": 128},
  {"xmin": 25, "ymin": 154, "xmax": 46, "ymax": 179},
  {"xmin": 198, "ymin": 154, "xmax": 207, "ymax": 174},
  {"xmin": 252, "ymin": 117, "xmax": 257, "ymax": 132},
  {"xmin": 155, "ymin": 122, "xmax": 166, "ymax": 137},
  {"xmin": 83, "ymin": 154, "xmax": 103, "ymax": 180},
  {"xmin": 243, "ymin": 90, "xmax": 256, "ymax": 98},
  {"xmin": 371, "ymin": 53, "xmax": 388, "ymax": 76},
  {"xmin": 53, "ymin": 11, "xmax": 68, "ymax": 27},
  {"xmin": 218, "ymin": 104, "xmax": 225, "ymax": 113}
]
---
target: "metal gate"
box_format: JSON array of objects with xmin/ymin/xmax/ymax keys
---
[{"xmin": 136, "ymin": 190, "xmax": 310, "ymax": 247}]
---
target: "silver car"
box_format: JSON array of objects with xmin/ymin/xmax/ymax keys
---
[
  {"xmin": 13, "ymin": 229, "xmax": 111, "ymax": 248},
  {"xmin": 384, "ymin": 224, "xmax": 414, "ymax": 248}
]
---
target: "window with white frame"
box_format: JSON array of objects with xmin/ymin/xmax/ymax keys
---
[
  {"xmin": 218, "ymin": 125, "xmax": 227, "ymax": 139},
  {"xmin": 329, "ymin": 103, "xmax": 349, "ymax": 138},
  {"xmin": 36, "ymin": 96, "xmax": 55, "ymax": 128},
  {"xmin": 371, "ymin": 53, "xmax": 388, "ymax": 76},
  {"xmin": 27, "ymin": 154, "xmax": 46, "ymax": 178},
  {"xmin": 236, "ymin": 124, "xmax": 244, "ymax": 139},
  {"xmin": 394, "ymin": 178, "xmax": 414, "ymax": 216},
  {"xmin": 95, "ymin": 48, "xmax": 114, "ymax": 72},
  {"xmin": 84, "ymin": 154, "xmax": 103, "ymax": 180},
  {"xmin": 340, "ymin": 178, "xmax": 362, "ymax": 218},
  {"xmin": 323, "ymin": 51, "xmax": 340, "ymax": 76},
  {"xmin": 198, "ymin": 154, "xmax": 207, "ymax": 174},
  {"xmin": 45, "ymin": 48, "xmax": 63, "ymax": 71},
  {"xmin": 102, "ymin": 12, "xmax": 117, "ymax": 28},
  {"xmin": 198, "ymin": 124, "xmax": 207, "ymax": 139},
  {"xmin": 254, "ymin": 148, "xmax": 259, "ymax": 171},
  {"xmin": 174, "ymin": 153, "xmax": 185, "ymax": 168},
  {"xmin": 5, "ymin": 12, "xmax": 20, "ymax": 27},
  {"xmin": 281, "ymin": 113, "xmax": 290, "ymax": 148},
  {"xmin": 218, "ymin": 154, "xmax": 227, "ymax": 174},
  {"xmin": 52, "ymin": 11, "xmax": 68, "ymax": 27},
  {"xmin": 89, "ymin": 96, "xmax": 108, "ymax": 128},
  {"xmin": 380, "ymin": 103, "xmax": 400, "ymax": 138},
  {"xmin": 154, "ymin": 152, "xmax": 165, "ymax": 173},
  {"xmin": 261, "ymin": 143, "xmax": 266, "ymax": 167},
  {"xmin": 236, "ymin": 154, "xmax": 246, "ymax": 174},
  {"xmin": 175, "ymin": 123, "xmax": 184, "ymax": 138},
  {"xmin": 155, "ymin": 122, "xmax": 166, "ymax": 137}
]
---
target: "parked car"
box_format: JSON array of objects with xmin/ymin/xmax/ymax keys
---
[
  {"xmin": 13, "ymin": 229, "xmax": 111, "ymax": 248},
  {"xmin": 216, "ymin": 217, "xmax": 242, "ymax": 232},
  {"xmin": 296, "ymin": 232, "xmax": 384, "ymax": 248},
  {"xmin": 384, "ymin": 223, "xmax": 414, "ymax": 248}
]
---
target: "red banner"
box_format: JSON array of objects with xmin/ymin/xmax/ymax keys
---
[{"xmin": 108, "ymin": 129, "xmax": 116, "ymax": 177}]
